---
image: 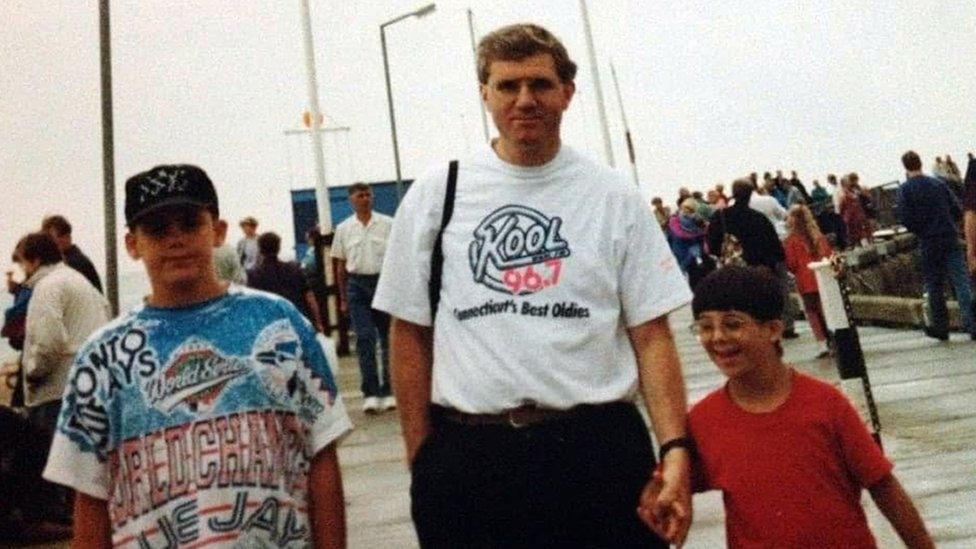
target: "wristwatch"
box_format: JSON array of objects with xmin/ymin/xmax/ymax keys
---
[{"xmin": 658, "ymin": 436, "xmax": 694, "ymax": 462}]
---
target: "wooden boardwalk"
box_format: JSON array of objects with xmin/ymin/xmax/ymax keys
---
[{"xmin": 11, "ymin": 305, "xmax": 975, "ymax": 548}]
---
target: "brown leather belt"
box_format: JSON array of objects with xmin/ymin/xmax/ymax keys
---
[{"xmin": 434, "ymin": 403, "xmax": 596, "ymax": 429}]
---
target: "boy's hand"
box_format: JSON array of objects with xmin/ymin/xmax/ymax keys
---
[{"xmin": 637, "ymin": 470, "xmax": 669, "ymax": 539}]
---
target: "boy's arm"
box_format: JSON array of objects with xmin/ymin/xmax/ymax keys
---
[
  {"xmin": 72, "ymin": 493, "xmax": 112, "ymax": 549},
  {"xmin": 309, "ymin": 443, "xmax": 346, "ymax": 549},
  {"xmin": 868, "ymin": 474, "xmax": 933, "ymax": 549}
]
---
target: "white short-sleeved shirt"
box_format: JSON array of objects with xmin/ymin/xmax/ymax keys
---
[
  {"xmin": 748, "ymin": 194, "xmax": 788, "ymax": 238},
  {"xmin": 373, "ymin": 144, "xmax": 691, "ymax": 413},
  {"xmin": 330, "ymin": 213, "xmax": 393, "ymax": 275},
  {"xmin": 43, "ymin": 287, "xmax": 351, "ymax": 548}
]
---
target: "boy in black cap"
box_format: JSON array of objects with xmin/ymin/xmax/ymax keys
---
[
  {"xmin": 640, "ymin": 266, "xmax": 931, "ymax": 547},
  {"xmin": 43, "ymin": 165, "xmax": 351, "ymax": 548}
]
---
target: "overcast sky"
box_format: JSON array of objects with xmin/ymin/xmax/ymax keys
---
[{"xmin": 3, "ymin": 0, "xmax": 975, "ymax": 284}]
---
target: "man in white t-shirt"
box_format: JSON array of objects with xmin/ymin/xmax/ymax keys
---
[
  {"xmin": 236, "ymin": 216, "xmax": 259, "ymax": 270},
  {"xmin": 331, "ymin": 183, "xmax": 395, "ymax": 414},
  {"xmin": 373, "ymin": 23, "xmax": 692, "ymax": 548},
  {"xmin": 748, "ymin": 187, "xmax": 788, "ymax": 238}
]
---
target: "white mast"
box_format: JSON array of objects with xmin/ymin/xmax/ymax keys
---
[
  {"xmin": 579, "ymin": 0, "xmax": 615, "ymax": 167},
  {"xmin": 299, "ymin": 0, "xmax": 332, "ymax": 232}
]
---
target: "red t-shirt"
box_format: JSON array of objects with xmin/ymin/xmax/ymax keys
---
[{"xmin": 689, "ymin": 371, "xmax": 893, "ymax": 548}]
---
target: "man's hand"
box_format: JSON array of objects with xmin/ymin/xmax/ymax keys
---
[
  {"xmin": 638, "ymin": 450, "xmax": 692, "ymax": 546},
  {"xmin": 6, "ymin": 271, "xmax": 19, "ymax": 294}
]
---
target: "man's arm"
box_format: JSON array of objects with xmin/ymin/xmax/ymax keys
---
[
  {"xmin": 868, "ymin": 474, "xmax": 933, "ymax": 549},
  {"xmin": 308, "ymin": 444, "xmax": 346, "ymax": 549},
  {"xmin": 628, "ymin": 315, "xmax": 692, "ymax": 546},
  {"xmin": 304, "ymin": 289, "xmax": 325, "ymax": 333},
  {"xmin": 965, "ymin": 210, "xmax": 976, "ymax": 273},
  {"xmin": 390, "ymin": 317, "xmax": 433, "ymax": 465},
  {"xmin": 72, "ymin": 493, "xmax": 112, "ymax": 549},
  {"xmin": 24, "ymin": 285, "xmax": 68, "ymax": 381},
  {"xmin": 333, "ymin": 259, "xmax": 348, "ymax": 315}
]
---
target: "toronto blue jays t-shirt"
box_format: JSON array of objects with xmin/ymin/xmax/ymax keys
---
[{"xmin": 44, "ymin": 286, "xmax": 351, "ymax": 548}]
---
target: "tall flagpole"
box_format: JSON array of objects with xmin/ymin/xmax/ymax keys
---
[
  {"xmin": 578, "ymin": 0, "xmax": 614, "ymax": 167},
  {"xmin": 467, "ymin": 8, "xmax": 490, "ymax": 143},
  {"xmin": 299, "ymin": 0, "xmax": 332, "ymax": 233},
  {"xmin": 99, "ymin": 0, "xmax": 119, "ymax": 315},
  {"xmin": 610, "ymin": 61, "xmax": 639, "ymax": 186}
]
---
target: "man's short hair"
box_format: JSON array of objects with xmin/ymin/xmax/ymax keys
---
[
  {"xmin": 16, "ymin": 233, "xmax": 62, "ymax": 266},
  {"xmin": 731, "ymin": 178, "xmax": 754, "ymax": 202},
  {"xmin": 692, "ymin": 266, "xmax": 784, "ymax": 321},
  {"xmin": 902, "ymin": 150, "xmax": 922, "ymax": 171},
  {"xmin": 476, "ymin": 23, "xmax": 577, "ymax": 85},
  {"xmin": 347, "ymin": 182, "xmax": 370, "ymax": 196},
  {"xmin": 41, "ymin": 215, "xmax": 72, "ymax": 236},
  {"xmin": 257, "ymin": 232, "xmax": 281, "ymax": 258}
]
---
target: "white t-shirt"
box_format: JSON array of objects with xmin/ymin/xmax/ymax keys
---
[
  {"xmin": 748, "ymin": 194, "xmax": 787, "ymax": 238},
  {"xmin": 236, "ymin": 236, "xmax": 259, "ymax": 271},
  {"xmin": 43, "ymin": 287, "xmax": 351, "ymax": 548},
  {"xmin": 373, "ymin": 144, "xmax": 691, "ymax": 413},
  {"xmin": 330, "ymin": 213, "xmax": 393, "ymax": 275}
]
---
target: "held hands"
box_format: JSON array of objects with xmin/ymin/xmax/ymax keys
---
[{"xmin": 637, "ymin": 451, "xmax": 692, "ymax": 547}]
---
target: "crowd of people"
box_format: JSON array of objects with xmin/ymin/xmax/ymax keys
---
[
  {"xmin": 5, "ymin": 20, "xmax": 974, "ymax": 549},
  {"xmin": 656, "ymin": 152, "xmax": 976, "ymax": 349}
]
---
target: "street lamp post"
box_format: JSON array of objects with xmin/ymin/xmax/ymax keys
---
[{"xmin": 381, "ymin": 3, "xmax": 436, "ymax": 204}]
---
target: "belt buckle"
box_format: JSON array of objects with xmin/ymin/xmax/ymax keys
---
[{"xmin": 507, "ymin": 408, "xmax": 530, "ymax": 429}]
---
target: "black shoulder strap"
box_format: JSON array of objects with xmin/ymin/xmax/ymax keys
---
[{"xmin": 429, "ymin": 160, "xmax": 458, "ymax": 321}]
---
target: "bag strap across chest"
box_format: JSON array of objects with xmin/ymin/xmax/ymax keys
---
[{"xmin": 429, "ymin": 160, "xmax": 458, "ymax": 321}]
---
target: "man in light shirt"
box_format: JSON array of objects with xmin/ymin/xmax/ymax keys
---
[
  {"xmin": 748, "ymin": 185, "xmax": 788, "ymax": 238},
  {"xmin": 236, "ymin": 216, "xmax": 260, "ymax": 270},
  {"xmin": 373, "ymin": 23, "xmax": 692, "ymax": 547},
  {"xmin": 331, "ymin": 183, "xmax": 395, "ymax": 414},
  {"xmin": 16, "ymin": 232, "xmax": 109, "ymax": 527}
]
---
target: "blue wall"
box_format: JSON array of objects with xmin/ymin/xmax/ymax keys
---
[{"xmin": 290, "ymin": 180, "xmax": 412, "ymax": 259}]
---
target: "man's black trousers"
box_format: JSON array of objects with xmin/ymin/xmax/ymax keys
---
[{"xmin": 410, "ymin": 402, "xmax": 667, "ymax": 548}]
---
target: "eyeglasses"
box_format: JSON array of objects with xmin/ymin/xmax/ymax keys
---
[
  {"xmin": 136, "ymin": 209, "xmax": 206, "ymax": 238},
  {"xmin": 693, "ymin": 315, "xmax": 756, "ymax": 339}
]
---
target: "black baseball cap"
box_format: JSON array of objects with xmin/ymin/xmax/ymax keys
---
[{"xmin": 124, "ymin": 164, "xmax": 219, "ymax": 226}]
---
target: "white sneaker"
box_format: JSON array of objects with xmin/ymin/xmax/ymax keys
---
[
  {"xmin": 381, "ymin": 396, "xmax": 397, "ymax": 411},
  {"xmin": 362, "ymin": 396, "xmax": 381, "ymax": 414}
]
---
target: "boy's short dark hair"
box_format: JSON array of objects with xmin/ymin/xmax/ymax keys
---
[
  {"xmin": 692, "ymin": 266, "xmax": 784, "ymax": 321},
  {"xmin": 41, "ymin": 215, "xmax": 72, "ymax": 236},
  {"xmin": 16, "ymin": 233, "xmax": 63, "ymax": 266},
  {"xmin": 257, "ymin": 232, "xmax": 281, "ymax": 258}
]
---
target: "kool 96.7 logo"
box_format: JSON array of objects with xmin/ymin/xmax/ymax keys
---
[{"xmin": 468, "ymin": 205, "xmax": 571, "ymax": 295}]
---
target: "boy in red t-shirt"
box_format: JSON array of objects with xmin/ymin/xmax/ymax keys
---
[{"xmin": 649, "ymin": 266, "xmax": 932, "ymax": 547}]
